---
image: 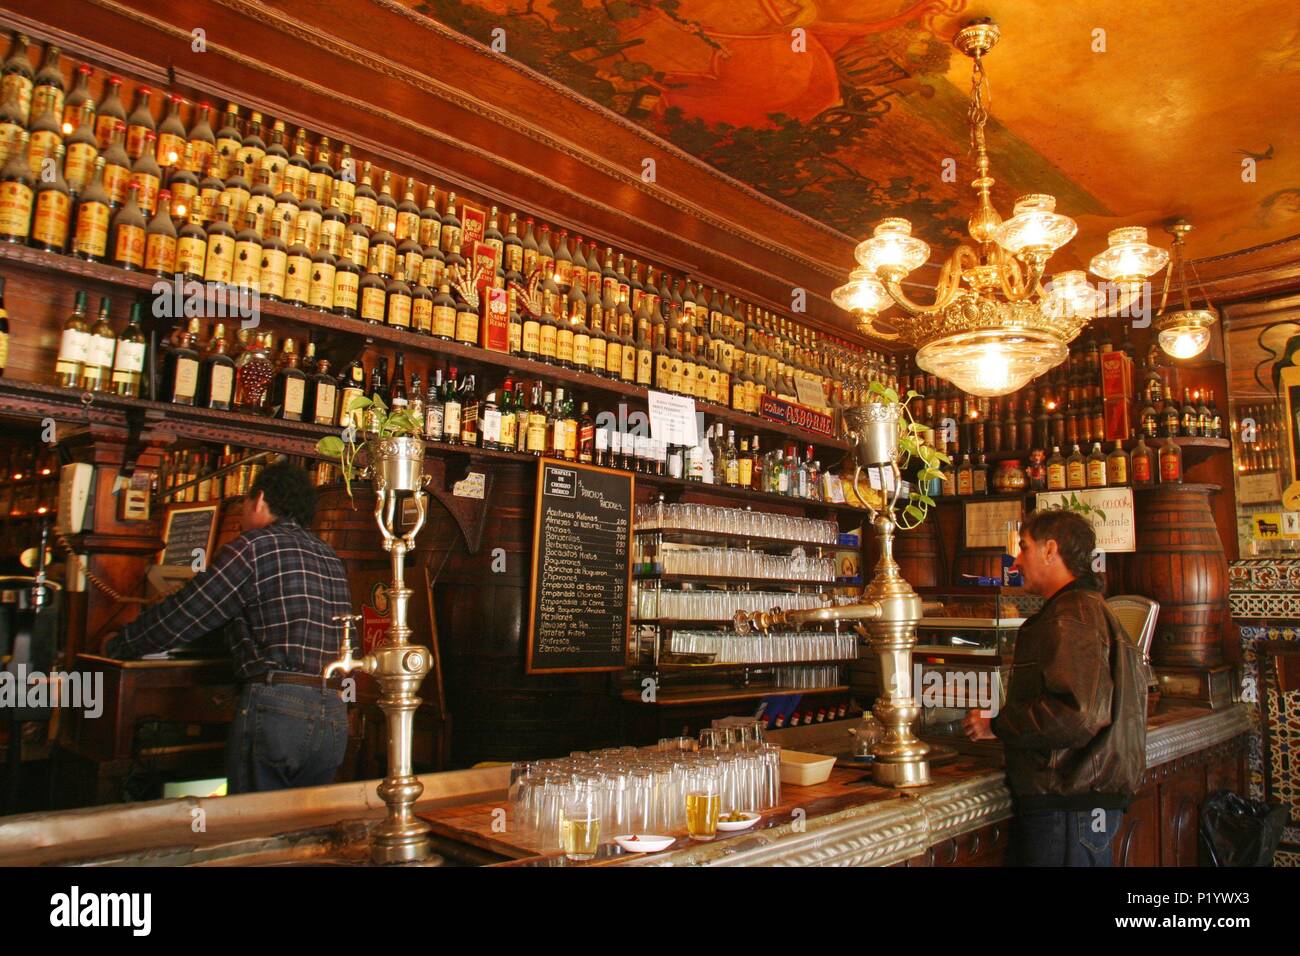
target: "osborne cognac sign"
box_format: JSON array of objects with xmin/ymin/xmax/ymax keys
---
[{"xmin": 757, "ymin": 394, "xmax": 834, "ymax": 437}]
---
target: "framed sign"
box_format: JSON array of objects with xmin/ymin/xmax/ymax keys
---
[
  {"xmin": 159, "ymin": 502, "xmax": 220, "ymax": 568},
  {"xmin": 1035, "ymin": 488, "xmax": 1136, "ymax": 552},
  {"xmin": 963, "ymin": 499, "xmax": 1024, "ymax": 549},
  {"xmin": 526, "ymin": 460, "xmax": 633, "ymax": 674}
]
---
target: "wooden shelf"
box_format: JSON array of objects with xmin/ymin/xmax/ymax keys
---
[
  {"xmin": 0, "ymin": 243, "xmax": 852, "ymax": 462},
  {"xmin": 0, "ymin": 379, "xmax": 872, "ymax": 517},
  {"xmin": 619, "ymin": 684, "xmax": 850, "ymax": 706},
  {"xmin": 635, "ymin": 573, "xmax": 835, "ymax": 588},
  {"xmin": 977, "ymin": 435, "xmax": 1230, "ymax": 465}
]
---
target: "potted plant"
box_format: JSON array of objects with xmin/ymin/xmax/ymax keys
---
[
  {"xmin": 315, "ymin": 393, "xmax": 426, "ymax": 499},
  {"xmin": 844, "ymin": 381, "xmax": 950, "ymax": 531},
  {"xmin": 1043, "ymin": 490, "xmax": 1108, "ymax": 523}
]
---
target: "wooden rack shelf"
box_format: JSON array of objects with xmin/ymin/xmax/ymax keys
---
[{"xmin": 0, "ymin": 243, "xmax": 852, "ymax": 463}]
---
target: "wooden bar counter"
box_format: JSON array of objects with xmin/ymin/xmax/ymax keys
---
[{"xmin": 0, "ymin": 702, "xmax": 1249, "ymax": 867}]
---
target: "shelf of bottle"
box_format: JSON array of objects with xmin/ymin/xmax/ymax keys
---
[
  {"xmin": 0, "ymin": 243, "xmax": 851, "ymax": 459},
  {"xmin": 966, "ymin": 435, "xmax": 1231, "ymax": 466},
  {"xmin": 618, "ymin": 684, "xmax": 849, "ymax": 705},
  {"xmin": 632, "ymin": 526, "xmax": 841, "ymax": 550},
  {"xmin": 639, "ymin": 658, "xmax": 858, "ymax": 671},
  {"xmin": 0, "ymin": 379, "xmax": 874, "ymax": 516},
  {"xmin": 634, "ymin": 573, "xmax": 836, "ymax": 588}
]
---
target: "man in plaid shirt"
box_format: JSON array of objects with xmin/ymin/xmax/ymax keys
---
[{"xmin": 107, "ymin": 461, "xmax": 353, "ymax": 793}]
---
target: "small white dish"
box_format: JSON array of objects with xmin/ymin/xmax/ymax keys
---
[
  {"xmin": 716, "ymin": 812, "xmax": 761, "ymax": 832},
  {"xmin": 614, "ymin": 834, "xmax": 675, "ymax": 853}
]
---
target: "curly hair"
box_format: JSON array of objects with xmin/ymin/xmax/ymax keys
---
[
  {"xmin": 1021, "ymin": 509, "xmax": 1097, "ymax": 580},
  {"xmin": 249, "ymin": 460, "xmax": 316, "ymax": 527}
]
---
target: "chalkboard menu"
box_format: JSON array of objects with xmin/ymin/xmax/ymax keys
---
[
  {"xmin": 160, "ymin": 504, "xmax": 220, "ymax": 568},
  {"xmin": 527, "ymin": 460, "xmax": 633, "ymax": 673}
]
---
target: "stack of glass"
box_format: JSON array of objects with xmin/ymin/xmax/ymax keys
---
[
  {"xmin": 508, "ymin": 732, "xmax": 783, "ymax": 855},
  {"xmin": 635, "ymin": 588, "xmax": 828, "ymax": 621},
  {"xmin": 635, "ymin": 503, "xmax": 838, "ymax": 545},
  {"xmin": 669, "ymin": 630, "xmax": 856, "ymax": 663},
  {"xmin": 659, "ymin": 547, "xmax": 836, "ymax": 581}
]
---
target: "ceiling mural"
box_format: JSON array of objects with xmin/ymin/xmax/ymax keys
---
[{"xmin": 405, "ymin": 0, "xmax": 1300, "ymax": 267}]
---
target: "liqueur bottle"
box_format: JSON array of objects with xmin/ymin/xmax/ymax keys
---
[
  {"xmin": 202, "ymin": 193, "xmax": 236, "ymax": 283},
  {"xmin": 93, "ymin": 75, "xmax": 125, "ymax": 151},
  {"xmin": 156, "ymin": 93, "xmax": 187, "ymax": 167},
  {"xmin": 337, "ymin": 356, "xmax": 366, "ymax": 428},
  {"xmin": 198, "ymin": 321, "xmax": 236, "ymax": 410},
  {"xmin": 63, "ymin": 101, "xmax": 98, "ymax": 193},
  {"xmin": 232, "ymin": 330, "xmax": 274, "ymax": 412},
  {"xmin": 0, "ymin": 276, "xmax": 8, "ymax": 377},
  {"xmin": 144, "ymin": 190, "xmax": 178, "ymax": 276},
  {"xmin": 1046, "ymin": 446, "xmax": 1067, "ymax": 491},
  {"xmin": 0, "ymin": 130, "xmax": 33, "ymax": 243},
  {"xmin": 1158, "ymin": 437, "xmax": 1183, "ymax": 484},
  {"xmin": 30, "ymin": 142, "xmax": 70, "ymax": 252},
  {"xmin": 2, "ymin": 34, "xmax": 34, "ymax": 127},
  {"xmin": 1086, "ymin": 441, "xmax": 1107, "ymax": 489},
  {"xmin": 1131, "ymin": 436, "xmax": 1155, "ymax": 487},
  {"xmin": 270, "ymin": 337, "xmax": 308, "ymax": 421},
  {"xmin": 30, "ymin": 44, "xmax": 65, "ymax": 127},
  {"xmin": 124, "ymin": 85, "xmax": 156, "ymax": 160},
  {"xmin": 1106, "ymin": 440, "xmax": 1130, "ymax": 487},
  {"xmin": 162, "ymin": 318, "xmax": 202, "ymax": 405},
  {"xmin": 186, "ymin": 101, "xmax": 216, "ymax": 175}
]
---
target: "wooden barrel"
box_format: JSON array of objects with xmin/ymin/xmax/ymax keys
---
[
  {"xmin": 1123, "ymin": 484, "xmax": 1227, "ymax": 668},
  {"xmin": 890, "ymin": 520, "xmax": 943, "ymax": 588}
]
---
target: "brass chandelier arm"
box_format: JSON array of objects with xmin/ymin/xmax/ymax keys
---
[{"xmin": 880, "ymin": 245, "xmax": 971, "ymax": 316}]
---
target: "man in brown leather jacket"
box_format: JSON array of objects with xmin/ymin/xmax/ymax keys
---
[{"xmin": 963, "ymin": 510, "xmax": 1147, "ymax": 866}]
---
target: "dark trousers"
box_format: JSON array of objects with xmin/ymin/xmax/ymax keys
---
[
  {"xmin": 1012, "ymin": 808, "xmax": 1124, "ymax": 866},
  {"xmin": 227, "ymin": 683, "xmax": 348, "ymax": 794}
]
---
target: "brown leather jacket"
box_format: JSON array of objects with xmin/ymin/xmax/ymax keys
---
[{"xmin": 992, "ymin": 578, "xmax": 1148, "ymax": 811}]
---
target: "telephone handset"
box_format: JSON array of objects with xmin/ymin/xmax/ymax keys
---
[{"xmin": 57, "ymin": 463, "xmax": 95, "ymax": 535}]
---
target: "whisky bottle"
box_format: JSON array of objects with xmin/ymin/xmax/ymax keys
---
[
  {"xmin": 0, "ymin": 129, "xmax": 32, "ymax": 243},
  {"xmin": 410, "ymin": 262, "xmax": 433, "ymax": 335},
  {"xmin": 270, "ymin": 337, "xmax": 308, "ymax": 421},
  {"xmin": 306, "ymin": 229, "xmax": 337, "ymax": 312},
  {"xmin": 423, "ymin": 364, "xmax": 445, "ymax": 440},
  {"xmin": 198, "ymin": 321, "xmax": 235, "ymax": 409},
  {"xmin": 283, "ymin": 128, "xmax": 311, "ymax": 202},
  {"xmin": 386, "ymin": 262, "xmax": 413, "ymax": 331},
  {"xmin": 202, "ymin": 192, "xmax": 236, "ymax": 282},
  {"xmin": 213, "ymin": 103, "xmax": 242, "ymax": 179},
  {"xmin": 1158, "ymin": 437, "xmax": 1183, "ymax": 484},
  {"xmin": 129, "ymin": 131, "xmax": 163, "ymax": 216},
  {"xmin": 110, "ymin": 179, "xmax": 147, "ymax": 270},
  {"xmin": 1, "ymin": 34, "xmax": 33, "ymax": 126},
  {"xmin": 309, "ymin": 136, "xmax": 334, "ymax": 209},
  {"xmin": 111, "ymin": 302, "xmax": 148, "ymax": 398},
  {"xmin": 521, "ymin": 217, "xmax": 539, "ymax": 277},
  {"xmin": 331, "ymin": 245, "xmax": 361, "ymax": 316},
  {"xmin": 197, "ymin": 155, "xmax": 224, "ymax": 224},
  {"xmin": 302, "ymin": 349, "xmax": 335, "ymax": 426},
  {"xmin": 260, "ymin": 120, "xmax": 289, "ymax": 193},
  {"xmin": 1106, "ymin": 440, "xmax": 1129, "ymax": 486},
  {"xmin": 1131, "ymin": 436, "xmax": 1155, "ymax": 486},
  {"xmin": 537, "ymin": 224, "xmax": 555, "ymax": 282},
  {"xmin": 124, "ymin": 85, "xmax": 155, "ymax": 160},
  {"xmin": 553, "ymin": 227, "xmax": 572, "ymax": 291},
  {"xmin": 156, "ymin": 93, "xmax": 187, "ymax": 167},
  {"xmin": 353, "ymin": 159, "xmax": 378, "ymax": 231},
  {"xmin": 162, "ymin": 318, "xmax": 201, "ymax": 405},
  {"xmin": 395, "ymin": 177, "xmax": 420, "ymax": 244},
  {"xmin": 237, "ymin": 111, "xmax": 267, "ymax": 180},
  {"xmin": 440, "ymin": 191, "xmax": 463, "ymax": 272},
  {"xmin": 337, "ymin": 357, "xmax": 366, "ymax": 429},
  {"xmin": 30, "ymin": 142, "xmax": 70, "ymax": 252},
  {"xmin": 1086, "ymin": 441, "xmax": 1107, "ymax": 488},
  {"xmin": 145, "ymin": 190, "xmax": 179, "ymax": 276},
  {"xmin": 282, "ymin": 219, "xmax": 312, "ymax": 305},
  {"xmin": 1180, "ymin": 388, "xmax": 1198, "ymax": 438},
  {"xmin": 176, "ymin": 209, "xmax": 207, "ymax": 279},
  {"xmin": 62, "ymin": 100, "xmax": 98, "ymax": 193},
  {"xmin": 82, "ymin": 296, "xmax": 116, "ymax": 392},
  {"xmin": 186, "ymin": 101, "xmax": 216, "ymax": 175},
  {"xmin": 333, "ymin": 143, "xmax": 356, "ymax": 217},
  {"xmin": 453, "ymin": 277, "xmax": 478, "ymax": 347},
  {"xmin": 1160, "ymin": 385, "xmax": 1180, "ymax": 437},
  {"xmin": 230, "ymin": 207, "xmax": 263, "ymax": 292},
  {"xmin": 30, "ymin": 44, "xmax": 65, "ymax": 127},
  {"xmin": 296, "ymin": 182, "xmax": 323, "ymax": 251},
  {"xmin": 442, "ymin": 366, "xmax": 462, "ymax": 445},
  {"xmin": 1066, "ymin": 444, "xmax": 1086, "ymax": 490}
]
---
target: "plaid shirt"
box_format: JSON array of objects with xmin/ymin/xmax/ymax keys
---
[{"xmin": 108, "ymin": 520, "xmax": 352, "ymax": 681}]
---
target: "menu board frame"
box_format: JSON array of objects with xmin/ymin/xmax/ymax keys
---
[
  {"xmin": 159, "ymin": 502, "xmax": 221, "ymax": 568},
  {"xmin": 526, "ymin": 459, "xmax": 634, "ymax": 674}
]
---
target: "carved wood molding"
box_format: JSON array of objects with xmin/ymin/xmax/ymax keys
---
[{"xmin": 1144, "ymin": 704, "xmax": 1252, "ymax": 772}]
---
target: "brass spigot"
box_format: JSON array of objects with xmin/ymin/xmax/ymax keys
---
[{"xmin": 325, "ymin": 613, "xmax": 371, "ymax": 680}]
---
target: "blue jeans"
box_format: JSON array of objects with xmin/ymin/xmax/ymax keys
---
[
  {"xmin": 226, "ymin": 683, "xmax": 348, "ymax": 794},
  {"xmin": 1012, "ymin": 808, "xmax": 1124, "ymax": 866}
]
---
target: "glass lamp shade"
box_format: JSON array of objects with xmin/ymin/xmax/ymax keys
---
[
  {"xmin": 993, "ymin": 194, "xmax": 1077, "ymax": 256},
  {"xmin": 916, "ymin": 328, "xmax": 1068, "ymax": 398},
  {"xmin": 1089, "ymin": 226, "xmax": 1169, "ymax": 286},
  {"xmin": 831, "ymin": 269, "xmax": 892, "ymax": 316},
  {"xmin": 1042, "ymin": 270, "xmax": 1104, "ymax": 320},
  {"xmin": 1154, "ymin": 308, "xmax": 1216, "ymax": 359},
  {"xmin": 854, "ymin": 218, "xmax": 930, "ymax": 277}
]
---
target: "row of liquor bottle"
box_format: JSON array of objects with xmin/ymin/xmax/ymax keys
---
[
  {"xmin": 0, "ymin": 32, "xmax": 900, "ymax": 408},
  {"xmin": 938, "ymin": 436, "xmax": 1184, "ymax": 497},
  {"xmin": 1231, "ymin": 405, "xmax": 1289, "ymax": 475},
  {"xmin": 157, "ymin": 445, "xmax": 325, "ymax": 504}
]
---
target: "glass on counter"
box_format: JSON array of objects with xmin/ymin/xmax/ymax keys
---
[{"xmin": 635, "ymin": 502, "xmax": 838, "ymax": 545}]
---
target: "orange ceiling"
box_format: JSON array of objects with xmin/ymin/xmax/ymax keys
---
[{"xmin": 402, "ymin": 0, "xmax": 1300, "ymax": 271}]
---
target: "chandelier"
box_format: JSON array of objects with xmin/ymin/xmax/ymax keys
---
[
  {"xmin": 832, "ymin": 19, "xmax": 1170, "ymax": 397},
  {"xmin": 1152, "ymin": 220, "xmax": 1217, "ymax": 359}
]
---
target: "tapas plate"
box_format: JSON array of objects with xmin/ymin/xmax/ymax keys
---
[
  {"xmin": 613, "ymin": 834, "xmax": 675, "ymax": 853},
  {"xmin": 716, "ymin": 812, "xmax": 761, "ymax": 832}
]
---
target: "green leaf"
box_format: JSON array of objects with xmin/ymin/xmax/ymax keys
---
[
  {"xmin": 317, "ymin": 436, "xmax": 344, "ymax": 457},
  {"xmin": 882, "ymin": 386, "xmax": 898, "ymax": 405},
  {"xmin": 914, "ymin": 493, "xmax": 935, "ymax": 507},
  {"xmin": 905, "ymin": 389, "xmax": 920, "ymax": 400},
  {"xmin": 904, "ymin": 504, "xmax": 925, "ymax": 522},
  {"xmin": 347, "ymin": 393, "xmax": 373, "ymax": 412}
]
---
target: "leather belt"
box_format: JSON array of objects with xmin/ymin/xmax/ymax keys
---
[{"xmin": 253, "ymin": 670, "xmax": 344, "ymax": 690}]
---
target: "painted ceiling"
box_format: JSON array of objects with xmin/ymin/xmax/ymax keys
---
[{"xmin": 405, "ymin": 0, "xmax": 1300, "ymax": 270}]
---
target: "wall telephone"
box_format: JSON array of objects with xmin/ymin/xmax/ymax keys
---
[{"xmin": 56, "ymin": 463, "xmax": 95, "ymax": 535}]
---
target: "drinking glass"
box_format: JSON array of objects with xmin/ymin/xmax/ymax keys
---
[
  {"xmin": 560, "ymin": 783, "xmax": 601, "ymax": 861},
  {"xmin": 685, "ymin": 766, "xmax": 721, "ymax": 841}
]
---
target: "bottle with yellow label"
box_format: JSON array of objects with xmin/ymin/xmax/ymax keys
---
[
  {"xmin": 202, "ymin": 193, "xmax": 236, "ymax": 283},
  {"xmin": 30, "ymin": 142, "xmax": 70, "ymax": 252},
  {"xmin": 1086, "ymin": 441, "xmax": 1108, "ymax": 488},
  {"xmin": 81, "ymin": 296, "xmax": 116, "ymax": 393},
  {"xmin": 110, "ymin": 179, "xmax": 147, "ymax": 271},
  {"xmin": 0, "ymin": 129, "xmax": 32, "ymax": 243},
  {"xmin": 308, "ymin": 230, "xmax": 337, "ymax": 312},
  {"xmin": 54, "ymin": 290, "xmax": 90, "ymax": 388},
  {"xmin": 331, "ymin": 245, "xmax": 360, "ymax": 316},
  {"xmin": 358, "ymin": 261, "xmax": 387, "ymax": 326},
  {"xmin": 63, "ymin": 101, "xmax": 98, "ymax": 193},
  {"xmin": 386, "ymin": 262, "xmax": 413, "ymax": 331},
  {"xmin": 229, "ymin": 207, "xmax": 263, "ymax": 292},
  {"xmin": 453, "ymin": 280, "xmax": 479, "ymax": 347},
  {"xmin": 1066, "ymin": 444, "xmax": 1087, "ymax": 490},
  {"xmin": 1046, "ymin": 445, "xmax": 1067, "ymax": 491},
  {"xmin": 175, "ymin": 208, "xmax": 207, "ymax": 280},
  {"xmin": 144, "ymin": 189, "xmax": 178, "ymax": 276},
  {"xmin": 258, "ymin": 211, "xmax": 287, "ymax": 301},
  {"xmin": 2, "ymin": 34, "xmax": 33, "ymax": 127},
  {"xmin": 281, "ymin": 219, "xmax": 312, "ymax": 305}
]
